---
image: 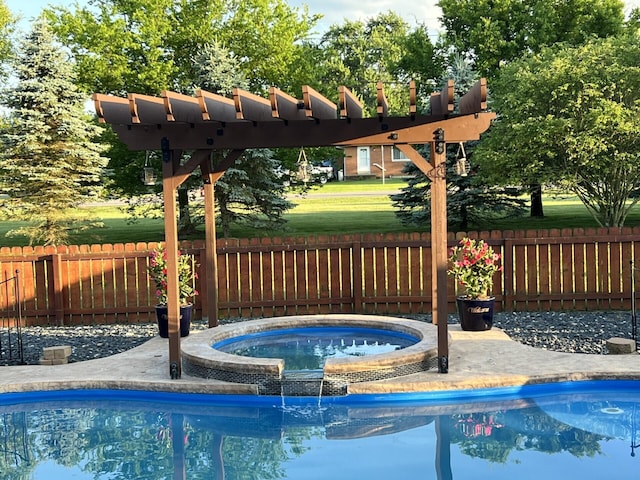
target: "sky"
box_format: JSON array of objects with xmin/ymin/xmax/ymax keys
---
[{"xmin": 10, "ymin": 0, "xmax": 639, "ymax": 36}]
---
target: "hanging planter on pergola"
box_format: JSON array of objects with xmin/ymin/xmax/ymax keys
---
[{"xmin": 93, "ymin": 79, "xmax": 495, "ymax": 379}]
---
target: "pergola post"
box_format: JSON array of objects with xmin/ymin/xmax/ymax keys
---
[
  {"xmin": 161, "ymin": 143, "xmax": 183, "ymax": 379},
  {"xmin": 430, "ymin": 136, "xmax": 449, "ymax": 373},
  {"xmin": 201, "ymin": 162, "xmax": 219, "ymax": 328}
]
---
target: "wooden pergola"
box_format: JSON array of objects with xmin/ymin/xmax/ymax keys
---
[{"xmin": 93, "ymin": 79, "xmax": 495, "ymax": 379}]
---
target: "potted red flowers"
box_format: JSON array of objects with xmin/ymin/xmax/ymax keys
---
[
  {"xmin": 448, "ymin": 238, "xmax": 502, "ymax": 331},
  {"xmin": 148, "ymin": 247, "xmax": 198, "ymax": 337}
]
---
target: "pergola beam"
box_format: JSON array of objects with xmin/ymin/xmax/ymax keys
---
[
  {"xmin": 269, "ymin": 87, "xmax": 308, "ymax": 121},
  {"xmin": 339, "ymin": 86, "xmax": 363, "ymax": 119},
  {"xmin": 302, "ymin": 85, "xmax": 338, "ymax": 119},
  {"xmin": 430, "ymin": 79, "xmax": 454, "ymax": 116},
  {"xmin": 233, "ymin": 88, "xmax": 275, "ymax": 122},
  {"xmin": 196, "ymin": 89, "xmax": 238, "ymax": 122},
  {"xmin": 376, "ymin": 82, "xmax": 389, "ymax": 118},
  {"xmin": 110, "ymin": 113, "xmax": 495, "ymax": 151}
]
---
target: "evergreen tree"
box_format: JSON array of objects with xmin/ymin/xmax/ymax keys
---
[
  {"xmin": 391, "ymin": 54, "xmax": 526, "ymax": 232},
  {"xmin": 194, "ymin": 42, "xmax": 293, "ymax": 237},
  {"xmin": 0, "ymin": 19, "xmax": 108, "ymax": 245}
]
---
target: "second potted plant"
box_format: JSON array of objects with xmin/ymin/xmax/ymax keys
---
[
  {"xmin": 148, "ymin": 247, "xmax": 198, "ymax": 337},
  {"xmin": 447, "ymin": 237, "xmax": 502, "ymax": 331}
]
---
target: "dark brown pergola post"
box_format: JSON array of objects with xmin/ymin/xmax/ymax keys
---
[
  {"xmin": 430, "ymin": 135, "xmax": 450, "ymax": 373},
  {"xmin": 161, "ymin": 144, "xmax": 182, "ymax": 379}
]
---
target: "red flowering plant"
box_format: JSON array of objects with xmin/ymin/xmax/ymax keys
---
[
  {"xmin": 148, "ymin": 247, "xmax": 198, "ymax": 306},
  {"xmin": 447, "ymin": 238, "xmax": 502, "ymax": 299}
]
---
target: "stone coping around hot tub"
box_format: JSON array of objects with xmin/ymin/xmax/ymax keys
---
[{"xmin": 180, "ymin": 314, "xmax": 443, "ymax": 380}]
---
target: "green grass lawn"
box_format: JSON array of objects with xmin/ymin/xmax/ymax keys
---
[{"xmin": 1, "ymin": 181, "xmax": 639, "ymax": 247}]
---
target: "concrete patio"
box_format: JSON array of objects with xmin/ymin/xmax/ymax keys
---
[{"xmin": 0, "ymin": 326, "xmax": 638, "ymax": 397}]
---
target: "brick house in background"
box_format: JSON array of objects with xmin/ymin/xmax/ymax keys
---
[{"xmin": 342, "ymin": 145, "xmax": 411, "ymax": 179}]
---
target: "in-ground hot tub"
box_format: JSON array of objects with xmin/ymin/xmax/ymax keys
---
[{"xmin": 181, "ymin": 314, "xmax": 443, "ymax": 396}]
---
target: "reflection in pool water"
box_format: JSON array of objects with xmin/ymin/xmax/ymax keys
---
[{"xmin": 1, "ymin": 381, "xmax": 640, "ymax": 479}]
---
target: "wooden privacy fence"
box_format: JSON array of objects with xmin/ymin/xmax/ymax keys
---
[{"xmin": 0, "ymin": 227, "xmax": 638, "ymax": 326}]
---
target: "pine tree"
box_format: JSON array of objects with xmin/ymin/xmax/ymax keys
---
[
  {"xmin": 391, "ymin": 54, "xmax": 526, "ymax": 232},
  {"xmin": 193, "ymin": 42, "xmax": 292, "ymax": 237},
  {"xmin": 0, "ymin": 18, "xmax": 108, "ymax": 245}
]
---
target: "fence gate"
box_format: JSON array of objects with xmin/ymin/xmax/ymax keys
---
[{"xmin": 0, "ymin": 270, "xmax": 24, "ymax": 364}]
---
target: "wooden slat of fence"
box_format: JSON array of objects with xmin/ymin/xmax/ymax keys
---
[
  {"xmin": 513, "ymin": 234, "xmax": 527, "ymax": 311},
  {"xmin": 135, "ymin": 243, "xmax": 152, "ymax": 323},
  {"xmin": 13, "ymin": 247, "xmax": 34, "ymax": 325},
  {"xmin": 283, "ymin": 243, "xmax": 296, "ymax": 314},
  {"xmin": 525, "ymin": 232, "xmax": 539, "ymax": 311},
  {"xmin": 296, "ymin": 240, "xmax": 309, "ymax": 313},
  {"xmin": 217, "ymin": 241, "xmax": 231, "ymax": 317},
  {"xmin": 584, "ymin": 232, "xmax": 598, "ymax": 310},
  {"xmin": 89, "ymin": 245, "xmax": 105, "ymax": 323},
  {"xmin": 342, "ymin": 242, "xmax": 355, "ymax": 312},
  {"xmin": 317, "ymin": 238, "xmax": 330, "ymax": 314},
  {"xmin": 561, "ymin": 230, "xmax": 574, "ymax": 311},
  {"xmin": 374, "ymin": 237, "xmax": 386, "ymax": 313},
  {"xmin": 307, "ymin": 242, "xmax": 319, "ymax": 313},
  {"xmin": 100, "ymin": 243, "xmax": 116, "ymax": 322},
  {"xmin": 408, "ymin": 239, "xmax": 422, "ymax": 314},
  {"xmin": 112, "ymin": 244, "xmax": 127, "ymax": 321},
  {"xmin": 573, "ymin": 236, "xmax": 587, "ymax": 310},
  {"xmin": 422, "ymin": 241, "xmax": 433, "ymax": 313},
  {"xmin": 597, "ymin": 237, "xmax": 609, "ymax": 310},
  {"xmin": 271, "ymin": 240, "xmax": 285, "ymax": 316},
  {"xmin": 621, "ymin": 231, "xmax": 633, "ymax": 310},
  {"xmin": 386, "ymin": 243, "xmax": 399, "ymax": 314},
  {"xmin": 397, "ymin": 243, "xmax": 410, "ymax": 314},
  {"xmin": 239, "ymin": 241, "xmax": 252, "ymax": 317},
  {"xmin": 327, "ymin": 245, "xmax": 340, "ymax": 313},
  {"xmin": 609, "ymin": 237, "xmax": 623, "ymax": 310},
  {"xmin": 260, "ymin": 239, "xmax": 275, "ymax": 317},
  {"xmin": 64, "ymin": 245, "xmax": 79, "ymax": 324},
  {"xmin": 548, "ymin": 231, "xmax": 562, "ymax": 311}
]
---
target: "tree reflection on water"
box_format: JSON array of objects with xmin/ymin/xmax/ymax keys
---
[{"xmin": 0, "ymin": 387, "xmax": 638, "ymax": 479}]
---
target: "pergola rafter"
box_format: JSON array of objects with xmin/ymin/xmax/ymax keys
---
[{"xmin": 93, "ymin": 80, "xmax": 495, "ymax": 379}]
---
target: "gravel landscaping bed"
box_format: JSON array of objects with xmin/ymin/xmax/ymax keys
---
[{"xmin": 0, "ymin": 311, "xmax": 637, "ymax": 365}]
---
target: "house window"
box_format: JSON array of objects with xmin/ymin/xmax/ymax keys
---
[{"xmin": 392, "ymin": 147, "xmax": 409, "ymax": 162}]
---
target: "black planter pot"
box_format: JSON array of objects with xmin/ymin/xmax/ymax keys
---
[
  {"xmin": 155, "ymin": 304, "xmax": 193, "ymax": 338},
  {"xmin": 456, "ymin": 297, "xmax": 494, "ymax": 331}
]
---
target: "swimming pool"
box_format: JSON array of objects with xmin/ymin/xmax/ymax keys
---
[{"xmin": 1, "ymin": 380, "xmax": 639, "ymax": 479}]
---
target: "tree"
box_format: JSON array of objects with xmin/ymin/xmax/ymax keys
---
[
  {"xmin": 0, "ymin": 0, "xmax": 16, "ymax": 82},
  {"xmin": 214, "ymin": 149, "xmax": 293, "ymax": 237},
  {"xmin": 47, "ymin": 0, "xmax": 318, "ymax": 236},
  {"xmin": 473, "ymin": 34, "xmax": 640, "ymax": 227},
  {"xmin": 439, "ymin": 0, "xmax": 627, "ymax": 217},
  {"xmin": 391, "ymin": 54, "xmax": 526, "ymax": 231},
  {"xmin": 0, "ymin": 19, "xmax": 108, "ymax": 245},
  {"xmin": 318, "ymin": 12, "xmax": 418, "ymax": 115},
  {"xmin": 193, "ymin": 42, "xmax": 292, "ymax": 237},
  {"xmin": 48, "ymin": 0, "xmax": 319, "ymax": 96},
  {"xmin": 439, "ymin": 0, "xmax": 625, "ymax": 80}
]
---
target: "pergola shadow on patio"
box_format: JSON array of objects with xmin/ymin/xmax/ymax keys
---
[{"xmin": 93, "ymin": 79, "xmax": 495, "ymax": 379}]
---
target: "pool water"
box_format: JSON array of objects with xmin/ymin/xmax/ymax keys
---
[
  {"xmin": 1, "ymin": 381, "xmax": 640, "ymax": 479},
  {"xmin": 212, "ymin": 326, "xmax": 419, "ymax": 370}
]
